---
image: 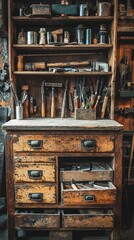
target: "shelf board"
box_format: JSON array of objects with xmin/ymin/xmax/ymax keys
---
[
  {"xmin": 117, "ymin": 27, "xmax": 134, "ymax": 33},
  {"xmin": 13, "ymin": 44, "xmax": 113, "ymax": 51},
  {"xmin": 14, "ymin": 71, "xmax": 112, "ymax": 76},
  {"xmin": 12, "ymin": 16, "xmax": 114, "ymax": 25}
]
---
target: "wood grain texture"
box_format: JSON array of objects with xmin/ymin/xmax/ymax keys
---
[
  {"xmin": 13, "ymin": 134, "xmax": 115, "ymax": 153},
  {"xmin": 14, "ymin": 163, "xmax": 55, "ymax": 183},
  {"xmin": 15, "ymin": 184, "xmax": 56, "ymax": 204}
]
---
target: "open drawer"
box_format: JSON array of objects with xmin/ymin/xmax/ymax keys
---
[
  {"xmin": 61, "ymin": 182, "xmax": 116, "ymax": 205},
  {"xmin": 60, "ymin": 162, "xmax": 113, "ymax": 182},
  {"xmin": 15, "ymin": 210, "xmax": 60, "ymax": 229},
  {"xmin": 62, "ymin": 209, "xmax": 114, "ymax": 229}
]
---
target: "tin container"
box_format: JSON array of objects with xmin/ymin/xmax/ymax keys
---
[
  {"xmin": 79, "ymin": 4, "xmax": 87, "ymax": 16},
  {"xmin": 86, "ymin": 29, "xmax": 92, "ymax": 44},
  {"xmin": 27, "ymin": 31, "xmax": 38, "ymax": 44},
  {"xmin": 98, "ymin": 2, "xmax": 111, "ymax": 16},
  {"xmin": 16, "ymin": 105, "xmax": 23, "ymax": 120}
]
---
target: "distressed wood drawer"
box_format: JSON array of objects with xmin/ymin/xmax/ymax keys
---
[
  {"xmin": 14, "ymin": 163, "xmax": 55, "ymax": 183},
  {"xmin": 62, "ymin": 209, "xmax": 114, "ymax": 229},
  {"xmin": 15, "ymin": 210, "xmax": 60, "ymax": 229},
  {"xmin": 14, "ymin": 154, "xmax": 56, "ymax": 163},
  {"xmin": 60, "ymin": 163, "xmax": 113, "ymax": 182},
  {"xmin": 13, "ymin": 134, "xmax": 114, "ymax": 153},
  {"xmin": 61, "ymin": 182, "xmax": 116, "ymax": 205},
  {"xmin": 15, "ymin": 184, "xmax": 56, "ymax": 204}
]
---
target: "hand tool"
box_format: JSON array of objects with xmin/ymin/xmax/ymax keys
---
[
  {"xmin": 68, "ymin": 92, "xmax": 74, "ymax": 112},
  {"xmin": 91, "ymin": 77, "xmax": 100, "ymax": 109},
  {"xmin": 10, "ymin": 81, "xmax": 19, "ymax": 106},
  {"xmin": 51, "ymin": 28, "xmax": 63, "ymax": 42},
  {"xmin": 45, "ymin": 82, "xmax": 62, "ymax": 118},
  {"xmin": 41, "ymin": 80, "xmax": 46, "ymax": 118},
  {"xmin": 21, "ymin": 85, "xmax": 29, "ymax": 118},
  {"xmin": 61, "ymin": 79, "xmax": 68, "ymax": 118},
  {"xmin": 71, "ymin": 179, "xmax": 78, "ymax": 190},
  {"xmin": 93, "ymin": 77, "xmax": 104, "ymax": 110},
  {"xmin": 29, "ymin": 96, "xmax": 34, "ymax": 115},
  {"xmin": 100, "ymin": 87, "xmax": 110, "ymax": 119}
]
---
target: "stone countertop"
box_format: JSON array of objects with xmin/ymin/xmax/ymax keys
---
[{"xmin": 2, "ymin": 118, "xmax": 124, "ymax": 131}]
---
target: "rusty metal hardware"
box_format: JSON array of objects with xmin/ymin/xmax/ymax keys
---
[
  {"xmin": 84, "ymin": 195, "xmax": 95, "ymax": 202},
  {"xmin": 27, "ymin": 140, "xmax": 43, "ymax": 149},
  {"xmin": 28, "ymin": 170, "xmax": 43, "ymax": 179},
  {"xmin": 29, "ymin": 193, "xmax": 43, "ymax": 201},
  {"xmin": 81, "ymin": 139, "xmax": 96, "ymax": 149}
]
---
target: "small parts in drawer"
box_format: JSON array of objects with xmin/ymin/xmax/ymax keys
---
[
  {"xmin": 64, "ymin": 162, "xmax": 111, "ymax": 171},
  {"xmin": 64, "ymin": 181, "xmax": 109, "ymax": 190}
]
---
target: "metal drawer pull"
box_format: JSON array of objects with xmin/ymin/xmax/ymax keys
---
[
  {"xmin": 27, "ymin": 140, "xmax": 43, "ymax": 149},
  {"xmin": 29, "ymin": 193, "xmax": 43, "ymax": 201},
  {"xmin": 84, "ymin": 195, "xmax": 95, "ymax": 202},
  {"xmin": 28, "ymin": 170, "xmax": 43, "ymax": 179},
  {"xmin": 82, "ymin": 139, "xmax": 96, "ymax": 149}
]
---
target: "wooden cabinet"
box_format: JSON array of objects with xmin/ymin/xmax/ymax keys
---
[
  {"xmin": 2, "ymin": 119, "xmax": 123, "ymax": 240},
  {"xmin": 4, "ymin": 0, "xmax": 124, "ymax": 239}
]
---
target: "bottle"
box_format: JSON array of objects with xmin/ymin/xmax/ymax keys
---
[
  {"xmin": 17, "ymin": 55, "xmax": 24, "ymax": 71},
  {"xmin": 39, "ymin": 28, "xmax": 46, "ymax": 45}
]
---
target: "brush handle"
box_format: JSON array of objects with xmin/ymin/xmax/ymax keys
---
[{"xmin": 51, "ymin": 87, "xmax": 55, "ymax": 118}]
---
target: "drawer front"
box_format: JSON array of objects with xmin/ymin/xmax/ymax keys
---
[
  {"xmin": 61, "ymin": 169, "xmax": 113, "ymax": 182},
  {"xmin": 15, "ymin": 211, "xmax": 60, "ymax": 229},
  {"xmin": 14, "ymin": 154, "xmax": 56, "ymax": 163},
  {"xmin": 15, "ymin": 184, "xmax": 56, "ymax": 204},
  {"xmin": 62, "ymin": 210, "xmax": 114, "ymax": 229},
  {"xmin": 14, "ymin": 163, "xmax": 55, "ymax": 183},
  {"xmin": 13, "ymin": 134, "xmax": 114, "ymax": 153},
  {"xmin": 61, "ymin": 182, "xmax": 116, "ymax": 205}
]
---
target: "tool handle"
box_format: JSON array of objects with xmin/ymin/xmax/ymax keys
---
[
  {"xmin": 41, "ymin": 100, "xmax": 45, "ymax": 118},
  {"xmin": 51, "ymin": 95, "xmax": 55, "ymax": 118},
  {"xmin": 61, "ymin": 90, "xmax": 67, "ymax": 118},
  {"xmin": 101, "ymin": 96, "xmax": 109, "ymax": 119}
]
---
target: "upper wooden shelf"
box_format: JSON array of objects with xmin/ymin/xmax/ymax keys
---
[
  {"xmin": 12, "ymin": 16, "xmax": 114, "ymax": 26},
  {"xmin": 13, "ymin": 44, "xmax": 113, "ymax": 52}
]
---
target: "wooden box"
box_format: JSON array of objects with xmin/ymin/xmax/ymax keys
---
[
  {"xmin": 62, "ymin": 209, "xmax": 114, "ymax": 229},
  {"xmin": 60, "ymin": 163, "xmax": 113, "ymax": 182},
  {"xmin": 61, "ymin": 182, "xmax": 116, "ymax": 205},
  {"xmin": 75, "ymin": 109, "xmax": 96, "ymax": 120},
  {"xmin": 15, "ymin": 210, "xmax": 60, "ymax": 229}
]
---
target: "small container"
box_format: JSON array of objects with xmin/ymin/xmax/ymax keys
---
[
  {"xmin": 16, "ymin": 105, "xmax": 23, "ymax": 120},
  {"xmin": 39, "ymin": 28, "xmax": 46, "ymax": 45},
  {"xmin": 27, "ymin": 31, "xmax": 38, "ymax": 44},
  {"xmin": 98, "ymin": 2, "xmax": 111, "ymax": 16},
  {"xmin": 79, "ymin": 4, "xmax": 88, "ymax": 16},
  {"xmin": 64, "ymin": 31, "xmax": 70, "ymax": 43},
  {"xmin": 86, "ymin": 29, "xmax": 92, "ymax": 44}
]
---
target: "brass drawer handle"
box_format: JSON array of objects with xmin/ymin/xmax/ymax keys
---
[
  {"xmin": 27, "ymin": 140, "xmax": 43, "ymax": 149},
  {"xmin": 82, "ymin": 139, "xmax": 96, "ymax": 149},
  {"xmin": 28, "ymin": 170, "xmax": 43, "ymax": 179},
  {"xmin": 84, "ymin": 195, "xmax": 95, "ymax": 202},
  {"xmin": 29, "ymin": 193, "xmax": 43, "ymax": 201}
]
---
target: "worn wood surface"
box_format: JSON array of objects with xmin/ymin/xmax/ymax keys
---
[
  {"xmin": 12, "ymin": 134, "xmax": 115, "ymax": 153},
  {"xmin": 14, "ymin": 154, "xmax": 56, "ymax": 163},
  {"xmin": 15, "ymin": 211, "xmax": 60, "ymax": 229},
  {"xmin": 60, "ymin": 169, "xmax": 113, "ymax": 182},
  {"xmin": 15, "ymin": 184, "xmax": 56, "ymax": 204},
  {"xmin": 14, "ymin": 163, "xmax": 55, "ymax": 183},
  {"xmin": 2, "ymin": 119, "xmax": 123, "ymax": 131},
  {"xmin": 61, "ymin": 182, "xmax": 116, "ymax": 205},
  {"xmin": 62, "ymin": 210, "xmax": 114, "ymax": 229}
]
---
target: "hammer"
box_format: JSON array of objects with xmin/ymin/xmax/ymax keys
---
[{"xmin": 45, "ymin": 82, "xmax": 62, "ymax": 118}]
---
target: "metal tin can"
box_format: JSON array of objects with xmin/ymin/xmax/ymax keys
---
[
  {"xmin": 16, "ymin": 105, "xmax": 23, "ymax": 120},
  {"xmin": 27, "ymin": 31, "xmax": 38, "ymax": 44},
  {"xmin": 86, "ymin": 29, "xmax": 92, "ymax": 44},
  {"xmin": 79, "ymin": 4, "xmax": 87, "ymax": 16}
]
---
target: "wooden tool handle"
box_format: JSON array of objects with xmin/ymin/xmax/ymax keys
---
[
  {"xmin": 47, "ymin": 61, "xmax": 90, "ymax": 68},
  {"xmin": 41, "ymin": 100, "xmax": 45, "ymax": 118},
  {"xmin": 51, "ymin": 95, "xmax": 55, "ymax": 118},
  {"xmin": 101, "ymin": 96, "xmax": 108, "ymax": 119}
]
